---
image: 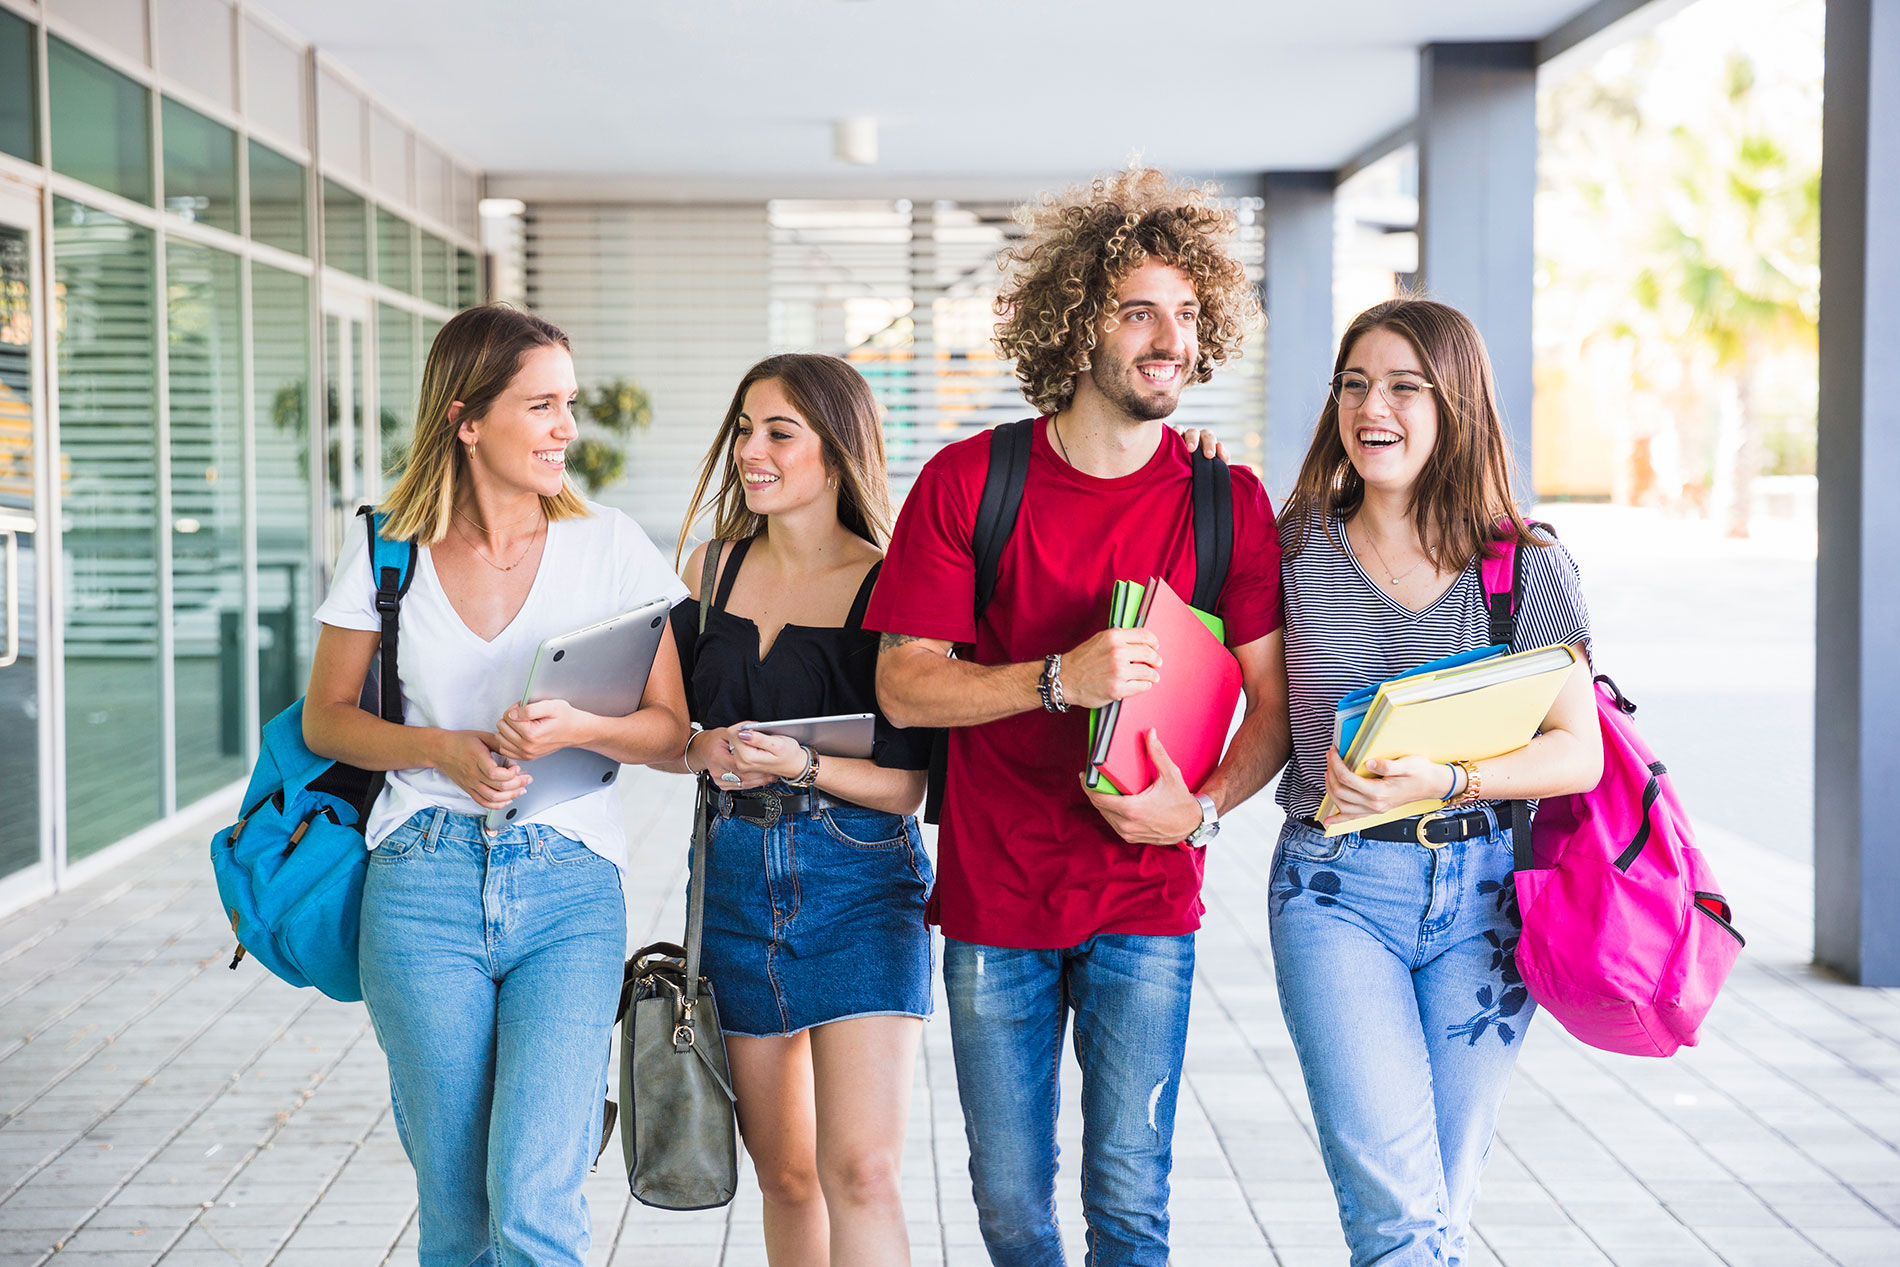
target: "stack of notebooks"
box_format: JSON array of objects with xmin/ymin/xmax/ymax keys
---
[
  {"xmin": 1317, "ymin": 641, "xmax": 1580, "ymax": 835},
  {"xmin": 1085, "ymin": 578, "xmax": 1241, "ymax": 797}
]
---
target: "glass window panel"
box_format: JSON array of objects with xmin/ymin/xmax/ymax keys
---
[
  {"xmin": 322, "ymin": 179, "xmax": 367, "ymax": 278},
  {"xmin": 0, "ymin": 7, "xmax": 35, "ymax": 162},
  {"xmin": 160, "ymin": 97, "xmax": 238, "ymax": 233},
  {"xmin": 165, "ymin": 239, "xmax": 245, "ymax": 804},
  {"xmin": 375, "ymin": 208, "xmax": 414, "ymax": 296},
  {"xmin": 419, "ymin": 232, "xmax": 450, "ymax": 308},
  {"xmin": 253, "ymin": 263, "xmax": 313, "ymax": 714},
  {"xmin": 377, "ymin": 303, "xmax": 415, "ymax": 482},
  {"xmin": 248, "ymin": 140, "xmax": 306, "ymax": 256},
  {"xmin": 457, "ymin": 248, "xmax": 479, "ymax": 308},
  {"xmin": 49, "ymin": 39, "xmax": 154, "ymax": 206},
  {"xmin": 53, "ymin": 198, "xmax": 162, "ymax": 858}
]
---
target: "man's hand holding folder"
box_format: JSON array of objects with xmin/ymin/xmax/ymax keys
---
[{"xmin": 1082, "ymin": 578, "xmax": 1243, "ymax": 844}]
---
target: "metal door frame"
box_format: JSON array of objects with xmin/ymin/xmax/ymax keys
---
[{"xmin": 0, "ymin": 176, "xmax": 59, "ymax": 911}]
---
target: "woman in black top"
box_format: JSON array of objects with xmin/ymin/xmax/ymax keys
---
[{"xmin": 654, "ymin": 354, "xmax": 932, "ymax": 1267}]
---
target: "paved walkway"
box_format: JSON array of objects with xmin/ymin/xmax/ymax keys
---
[{"xmin": 2, "ymin": 767, "xmax": 1896, "ymax": 1267}]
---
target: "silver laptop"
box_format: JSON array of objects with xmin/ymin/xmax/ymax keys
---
[{"xmin": 485, "ymin": 596, "xmax": 673, "ymax": 830}]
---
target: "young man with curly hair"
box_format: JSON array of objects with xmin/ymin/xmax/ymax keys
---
[{"xmin": 867, "ymin": 169, "xmax": 1291, "ymax": 1266}]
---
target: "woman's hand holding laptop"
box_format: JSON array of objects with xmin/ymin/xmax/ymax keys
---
[
  {"xmin": 495, "ymin": 698, "xmax": 592, "ymax": 763},
  {"xmin": 432, "ymin": 729, "xmax": 531, "ymax": 812}
]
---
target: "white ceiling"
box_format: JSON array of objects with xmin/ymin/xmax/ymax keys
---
[{"xmin": 254, "ymin": 0, "xmax": 1609, "ymax": 186}]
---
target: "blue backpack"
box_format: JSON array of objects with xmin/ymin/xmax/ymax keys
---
[{"xmin": 210, "ymin": 507, "xmax": 416, "ymax": 1002}]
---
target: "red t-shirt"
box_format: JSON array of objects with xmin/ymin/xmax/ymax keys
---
[{"xmin": 864, "ymin": 418, "xmax": 1283, "ymax": 949}]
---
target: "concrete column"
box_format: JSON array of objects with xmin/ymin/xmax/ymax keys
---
[
  {"xmin": 1262, "ymin": 172, "xmax": 1335, "ymax": 502},
  {"xmin": 1416, "ymin": 42, "xmax": 1537, "ymax": 492},
  {"xmin": 1815, "ymin": 0, "xmax": 1900, "ymax": 986}
]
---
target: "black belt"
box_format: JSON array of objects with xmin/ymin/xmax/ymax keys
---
[
  {"xmin": 1302, "ymin": 806, "xmax": 1498, "ymax": 848},
  {"xmin": 716, "ymin": 787, "xmax": 845, "ymax": 827}
]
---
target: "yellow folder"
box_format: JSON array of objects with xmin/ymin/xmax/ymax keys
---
[{"xmin": 1317, "ymin": 644, "xmax": 1580, "ymax": 836}]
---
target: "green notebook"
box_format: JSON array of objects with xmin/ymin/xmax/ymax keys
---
[{"xmin": 1084, "ymin": 580, "xmax": 1225, "ymax": 795}]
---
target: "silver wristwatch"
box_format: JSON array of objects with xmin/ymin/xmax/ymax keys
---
[{"xmin": 1183, "ymin": 794, "xmax": 1220, "ymax": 848}]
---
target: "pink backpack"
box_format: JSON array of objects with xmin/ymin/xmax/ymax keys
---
[{"xmin": 1482, "ymin": 532, "xmax": 1744, "ymax": 1058}]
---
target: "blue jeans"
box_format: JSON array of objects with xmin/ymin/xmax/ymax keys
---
[
  {"xmin": 1268, "ymin": 812, "xmax": 1531, "ymax": 1267},
  {"xmin": 943, "ymin": 933, "xmax": 1195, "ymax": 1267},
  {"xmin": 358, "ymin": 808, "xmax": 626, "ymax": 1267}
]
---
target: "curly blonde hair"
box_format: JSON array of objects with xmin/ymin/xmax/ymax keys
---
[{"xmin": 994, "ymin": 169, "xmax": 1260, "ymax": 415}]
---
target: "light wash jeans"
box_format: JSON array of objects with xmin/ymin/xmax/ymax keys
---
[
  {"xmin": 358, "ymin": 807, "xmax": 626, "ymax": 1267},
  {"xmin": 1268, "ymin": 810, "xmax": 1532, "ymax": 1267},
  {"xmin": 942, "ymin": 933, "xmax": 1195, "ymax": 1267}
]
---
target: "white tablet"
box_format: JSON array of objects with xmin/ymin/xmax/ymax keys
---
[
  {"xmin": 485, "ymin": 596, "xmax": 673, "ymax": 830},
  {"xmin": 748, "ymin": 712, "xmax": 876, "ymax": 760}
]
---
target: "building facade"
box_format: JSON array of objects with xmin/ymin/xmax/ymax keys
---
[{"xmin": 0, "ymin": 0, "xmax": 483, "ymax": 912}]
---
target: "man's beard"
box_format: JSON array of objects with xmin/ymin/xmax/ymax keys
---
[{"xmin": 1090, "ymin": 347, "xmax": 1185, "ymax": 422}]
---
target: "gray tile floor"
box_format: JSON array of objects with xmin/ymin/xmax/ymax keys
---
[{"xmin": 3, "ymin": 767, "xmax": 1896, "ymax": 1267}]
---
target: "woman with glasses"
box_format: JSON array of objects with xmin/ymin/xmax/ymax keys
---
[
  {"xmin": 1268, "ymin": 298, "xmax": 1602, "ymax": 1265},
  {"xmin": 651, "ymin": 353, "xmax": 933, "ymax": 1266}
]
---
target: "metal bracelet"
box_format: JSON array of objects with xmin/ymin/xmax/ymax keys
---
[{"xmin": 1040, "ymin": 653, "xmax": 1070, "ymax": 714}]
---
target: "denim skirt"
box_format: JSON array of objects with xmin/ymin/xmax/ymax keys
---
[{"xmin": 694, "ymin": 796, "xmax": 934, "ymax": 1037}]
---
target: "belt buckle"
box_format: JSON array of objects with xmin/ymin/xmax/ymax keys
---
[
  {"xmin": 751, "ymin": 791, "xmax": 782, "ymax": 828},
  {"xmin": 1414, "ymin": 810, "xmax": 1450, "ymax": 849}
]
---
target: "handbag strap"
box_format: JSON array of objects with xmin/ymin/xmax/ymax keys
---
[
  {"xmin": 682, "ymin": 773, "xmax": 712, "ymax": 1004},
  {"xmin": 680, "ymin": 539, "xmax": 726, "ymax": 1001},
  {"xmin": 698, "ymin": 540, "xmax": 724, "ymax": 636}
]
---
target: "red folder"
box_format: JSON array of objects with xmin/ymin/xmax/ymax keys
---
[{"xmin": 1090, "ymin": 577, "xmax": 1242, "ymax": 795}]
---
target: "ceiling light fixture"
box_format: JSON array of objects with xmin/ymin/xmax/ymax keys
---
[{"xmin": 833, "ymin": 117, "xmax": 878, "ymax": 166}]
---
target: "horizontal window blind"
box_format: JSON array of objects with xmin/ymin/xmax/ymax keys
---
[
  {"xmin": 524, "ymin": 203, "xmax": 772, "ymax": 552},
  {"xmin": 519, "ymin": 196, "xmax": 1266, "ymax": 548}
]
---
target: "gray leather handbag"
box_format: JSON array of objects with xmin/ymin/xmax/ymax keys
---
[{"xmin": 618, "ymin": 772, "xmax": 739, "ymax": 1209}]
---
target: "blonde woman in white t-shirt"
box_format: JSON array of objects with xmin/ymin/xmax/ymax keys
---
[{"xmin": 304, "ymin": 305, "xmax": 689, "ymax": 1267}]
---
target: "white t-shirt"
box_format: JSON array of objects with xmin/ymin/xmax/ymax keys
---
[{"xmin": 313, "ymin": 502, "xmax": 688, "ymax": 866}]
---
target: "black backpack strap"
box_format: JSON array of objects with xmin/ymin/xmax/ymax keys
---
[
  {"xmin": 846, "ymin": 561, "xmax": 883, "ymax": 631},
  {"xmin": 926, "ymin": 418, "xmax": 1035, "ymax": 825},
  {"xmin": 357, "ymin": 506, "xmax": 413, "ymax": 726},
  {"xmin": 973, "ymin": 418, "xmax": 1035, "ymax": 622},
  {"xmin": 1189, "ymin": 450, "xmax": 1233, "ymax": 616},
  {"xmin": 355, "ymin": 506, "xmax": 415, "ymax": 822}
]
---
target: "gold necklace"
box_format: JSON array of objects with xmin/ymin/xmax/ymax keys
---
[
  {"xmin": 454, "ymin": 503, "xmax": 541, "ymax": 537},
  {"xmin": 454, "ymin": 514, "xmax": 543, "ymax": 572},
  {"xmin": 1358, "ymin": 524, "xmax": 1430, "ymax": 586}
]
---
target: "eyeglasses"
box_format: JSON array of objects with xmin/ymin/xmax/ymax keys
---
[{"xmin": 1329, "ymin": 371, "xmax": 1434, "ymax": 411}]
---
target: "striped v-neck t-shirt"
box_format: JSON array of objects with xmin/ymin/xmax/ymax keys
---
[{"xmin": 1276, "ymin": 513, "xmax": 1592, "ymax": 822}]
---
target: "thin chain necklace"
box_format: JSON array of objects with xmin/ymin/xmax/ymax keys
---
[
  {"xmin": 454, "ymin": 502, "xmax": 542, "ymax": 537},
  {"xmin": 453, "ymin": 511, "xmax": 544, "ymax": 572},
  {"xmin": 1357, "ymin": 522, "xmax": 1431, "ymax": 586},
  {"xmin": 1051, "ymin": 413, "xmax": 1075, "ymax": 466}
]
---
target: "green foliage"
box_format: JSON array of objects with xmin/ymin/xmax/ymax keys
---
[
  {"xmin": 565, "ymin": 438, "xmax": 625, "ymax": 494},
  {"xmin": 561, "ymin": 377, "xmax": 652, "ymax": 494},
  {"xmin": 585, "ymin": 378, "xmax": 652, "ymax": 434},
  {"xmin": 1535, "ymin": 0, "xmax": 1821, "ymax": 521}
]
